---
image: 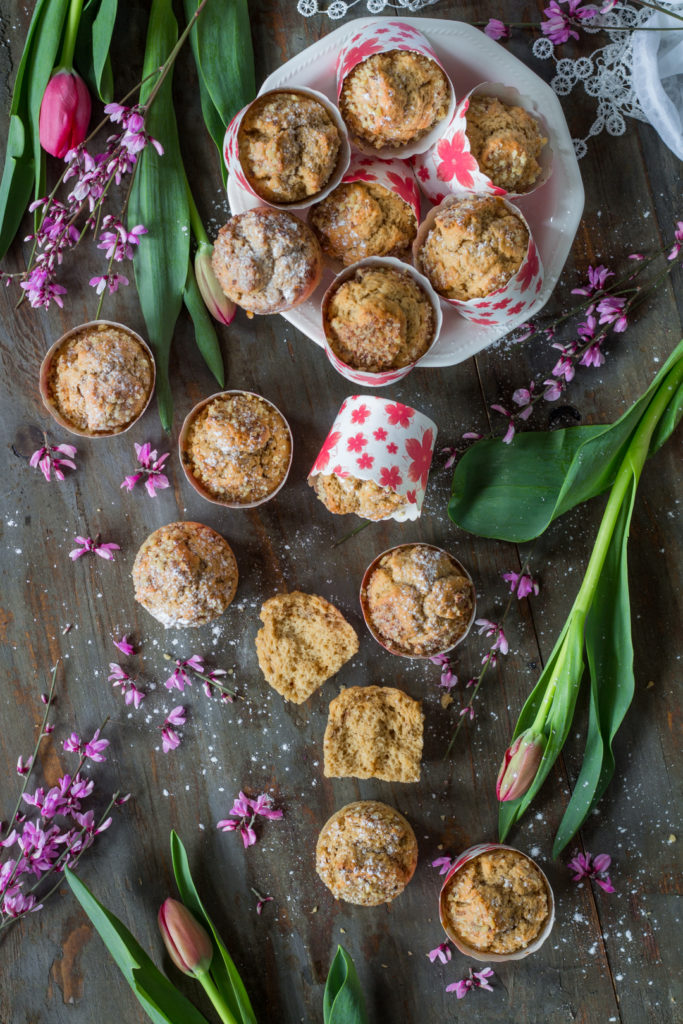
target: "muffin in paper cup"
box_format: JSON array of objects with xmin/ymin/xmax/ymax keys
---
[
  {"xmin": 413, "ymin": 194, "xmax": 543, "ymax": 327},
  {"xmin": 335, "ymin": 21, "xmax": 456, "ymax": 159},
  {"xmin": 179, "ymin": 390, "xmax": 293, "ymax": 510},
  {"xmin": 321, "ymin": 256, "xmax": 442, "ymax": 387},
  {"xmin": 40, "ymin": 320, "xmax": 155, "ymax": 438},
  {"xmin": 439, "ymin": 843, "xmax": 555, "ymax": 962},
  {"xmin": 413, "ymin": 82, "xmax": 553, "ymax": 204},
  {"xmin": 341, "ymin": 154, "xmax": 421, "ymax": 229},
  {"xmin": 222, "ymin": 87, "xmax": 351, "ymax": 211},
  {"xmin": 308, "ymin": 395, "xmax": 436, "ymax": 523},
  {"xmin": 360, "ymin": 543, "xmax": 476, "ymax": 659}
]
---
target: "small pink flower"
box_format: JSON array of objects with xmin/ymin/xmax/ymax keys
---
[
  {"xmin": 447, "ymin": 966, "xmax": 495, "ymax": 999},
  {"xmin": 29, "ymin": 442, "xmax": 77, "ymax": 481},
  {"xmin": 490, "ymin": 404, "xmax": 516, "ymax": 445},
  {"xmin": 113, "ymin": 634, "xmax": 135, "ymax": 656},
  {"xmin": 69, "ymin": 535, "xmax": 120, "ymax": 561},
  {"xmin": 484, "ymin": 18, "xmax": 509, "ymax": 40},
  {"xmin": 428, "ymin": 942, "xmax": 452, "ymax": 964},
  {"xmin": 161, "ymin": 727, "xmax": 181, "ymax": 753},
  {"xmin": 165, "ymin": 706, "xmax": 186, "ymax": 727},
  {"xmin": 503, "ymin": 570, "xmax": 540, "ymax": 599},
  {"xmin": 431, "ymin": 856, "xmax": 454, "ymax": 875},
  {"xmin": 567, "ymin": 851, "xmax": 615, "ymax": 892},
  {"xmin": 476, "ymin": 618, "xmax": 509, "ymax": 655},
  {"xmin": 596, "ymin": 295, "xmax": 628, "ymax": 333},
  {"xmin": 63, "ymin": 733, "xmax": 81, "ymax": 754},
  {"xmin": 121, "ymin": 442, "xmax": 170, "ymax": 496},
  {"xmin": 84, "ymin": 729, "xmax": 109, "ymax": 762},
  {"xmin": 667, "ymin": 220, "xmax": 683, "ymax": 261}
]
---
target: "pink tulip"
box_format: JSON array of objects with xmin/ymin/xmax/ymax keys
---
[
  {"xmin": 39, "ymin": 69, "xmax": 91, "ymax": 158},
  {"xmin": 496, "ymin": 729, "xmax": 545, "ymax": 802},
  {"xmin": 195, "ymin": 243, "xmax": 236, "ymax": 325},
  {"xmin": 158, "ymin": 898, "xmax": 213, "ymax": 976}
]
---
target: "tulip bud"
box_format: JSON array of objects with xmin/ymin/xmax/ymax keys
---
[
  {"xmin": 195, "ymin": 242, "xmax": 236, "ymax": 325},
  {"xmin": 39, "ymin": 69, "xmax": 92, "ymax": 158},
  {"xmin": 496, "ymin": 728, "xmax": 545, "ymax": 802},
  {"xmin": 158, "ymin": 898, "xmax": 213, "ymax": 976}
]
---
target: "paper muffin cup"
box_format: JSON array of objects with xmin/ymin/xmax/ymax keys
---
[
  {"xmin": 439, "ymin": 843, "xmax": 556, "ymax": 962},
  {"xmin": 223, "ymin": 87, "xmax": 351, "ymax": 211},
  {"xmin": 413, "ymin": 195, "xmax": 543, "ymax": 327},
  {"xmin": 321, "ymin": 256, "xmax": 442, "ymax": 387},
  {"xmin": 335, "ymin": 20, "xmax": 456, "ymax": 159},
  {"xmin": 360, "ymin": 542, "xmax": 476, "ymax": 659},
  {"xmin": 39, "ymin": 320, "xmax": 156, "ymax": 438},
  {"xmin": 412, "ymin": 82, "xmax": 554, "ymax": 204},
  {"xmin": 340, "ymin": 154, "xmax": 421, "ymax": 228},
  {"xmin": 308, "ymin": 395, "xmax": 437, "ymax": 523},
  {"xmin": 179, "ymin": 390, "xmax": 293, "ymax": 510}
]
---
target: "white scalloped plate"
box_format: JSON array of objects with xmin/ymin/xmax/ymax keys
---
[{"xmin": 227, "ymin": 17, "xmax": 584, "ymax": 368}]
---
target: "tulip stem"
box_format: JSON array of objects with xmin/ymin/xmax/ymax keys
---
[
  {"xmin": 59, "ymin": 0, "xmax": 85, "ymax": 70},
  {"xmin": 195, "ymin": 970, "xmax": 239, "ymax": 1024},
  {"xmin": 185, "ymin": 176, "xmax": 210, "ymax": 245}
]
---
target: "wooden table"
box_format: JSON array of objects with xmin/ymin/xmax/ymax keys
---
[{"xmin": 0, "ymin": 3, "xmax": 680, "ymax": 1022}]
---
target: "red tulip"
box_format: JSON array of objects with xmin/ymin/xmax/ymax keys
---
[
  {"xmin": 39, "ymin": 69, "xmax": 91, "ymax": 158},
  {"xmin": 496, "ymin": 728, "xmax": 545, "ymax": 802},
  {"xmin": 158, "ymin": 898, "xmax": 213, "ymax": 976}
]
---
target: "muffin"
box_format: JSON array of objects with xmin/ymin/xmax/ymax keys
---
[
  {"xmin": 309, "ymin": 472, "xmax": 406, "ymax": 521},
  {"xmin": 238, "ymin": 91, "xmax": 341, "ymax": 204},
  {"xmin": 416, "ymin": 196, "xmax": 529, "ymax": 301},
  {"xmin": 324, "ymin": 686, "xmax": 424, "ymax": 783},
  {"xmin": 340, "ymin": 50, "xmax": 450, "ymax": 150},
  {"xmin": 441, "ymin": 849, "xmax": 551, "ymax": 954},
  {"xmin": 211, "ymin": 209, "xmax": 322, "ymax": 315},
  {"xmin": 132, "ymin": 522, "xmax": 238, "ymax": 628},
  {"xmin": 324, "ymin": 265, "xmax": 434, "ymax": 373},
  {"xmin": 362, "ymin": 544, "xmax": 475, "ymax": 656},
  {"xmin": 181, "ymin": 392, "xmax": 291, "ymax": 506},
  {"xmin": 465, "ymin": 95, "xmax": 546, "ymax": 194},
  {"xmin": 43, "ymin": 322, "xmax": 153, "ymax": 435},
  {"xmin": 255, "ymin": 592, "xmax": 359, "ymax": 703},
  {"xmin": 316, "ymin": 800, "xmax": 418, "ymax": 906},
  {"xmin": 309, "ymin": 180, "xmax": 417, "ymax": 266}
]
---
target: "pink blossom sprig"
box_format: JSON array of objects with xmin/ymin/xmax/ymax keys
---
[
  {"xmin": 446, "ymin": 967, "xmax": 495, "ymax": 999},
  {"xmin": 160, "ymin": 707, "xmax": 186, "ymax": 753},
  {"xmin": 429, "ymin": 653, "xmax": 458, "ymax": 692},
  {"xmin": 503, "ymin": 569, "xmax": 540, "ymax": 599},
  {"xmin": 29, "ymin": 439, "xmax": 77, "ymax": 481},
  {"xmin": 107, "ymin": 665, "xmax": 146, "ymax": 709},
  {"xmin": 217, "ymin": 791, "xmax": 283, "ymax": 849},
  {"xmin": 568, "ymin": 851, "xmax": 615, "ymax": 892},
  {"xmin": 121, "ymin": 442, "xmax": 170, "ymax": 497},
  {"xmin": 163, "ymin": 653, "xmax": 238, "ymax": 703},
  {"xmin": 69, "ymin": 535, "xmax": 120, "ymax": 561},
  {"xmin": 479, "ymin": 2, "xmax": 683, "ymax": 47}
]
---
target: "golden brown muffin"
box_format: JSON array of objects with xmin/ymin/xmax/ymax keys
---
[
  {"xmin": 212, "ymin": 209, "xmax": 322, "ymax": 315},
  {"xmin": 238, "ymin": 91, "xmax": 341, "ymax": 204},
  {"xmin": 441, "ymin": 849, "xmax": 550, "ymax": 953},
  {"xmin": 340, "ymin": 50, "xmax": 450, "ymax": 150},
  {"xmin": 364, "ymin": 544, "xmax": 474, "ymax": 656},
  {"xmin": 47, "ymin": 324, "xmax": 153, "ymax": 434},
  {"xmin": 417, "ymin": 196, "xmax": 529, "ymax": 301},
  {"xmin": 465, "ymin": 95, "xmax": 546, "ymax": 193},
  {"xmin": 324, "ymin": 686, "xmax": 424, "ymax": 782},
  {"xmin": 183, "ymin": 393, "xmax": 291, "ymax": 505},
  {"xmin": 309, "ymin": 472, "xmax": 406, "ymax": 521},
  {"xmin": 309, "ymin": 180, "xmax": 417, "ymax": 265},
  {"xmin": 324, "ymin": 265, "xmax": 434, "ymax": 372},
  {"xmin": 255, "ymin": 592, "xmax": 358, "ymax": 703},
  {"xmin": 316, "ymin": 800, "xmax": 418, "ymax": 906},
  {"xmin": 132, "ymin": 522, "xmax": 238, "ymax": 628}
]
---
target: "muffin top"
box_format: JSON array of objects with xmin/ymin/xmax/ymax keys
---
[
  {"xmin": 418, "ymin": 196, "xmax": 529, "ymax": 301},
  {"xmin": 316, "ymin": 800, "xmax": 418, "ymax": 906},
  {"xmin": 238, "ymin": 91, "xmax": 341, "ymax": 203},
  {"xmin": 309, "ymin": 472, "xmax": 406, "ymax": 521},
  {"xmin": 309, "ymin": 180, "xmax": 417, "ymax": 266},
  {"xmin": 340, "ymin": 50, "xmax": 450, "ymax": 150},
  {"xmin": 212, "ymin": 209, "xmax": 322, "ymax": 315},
  {"xmin": 132, "ymin": 522, "xmax": 238, "ymax": 629},
  {"xmin": 441, "ymin": 849, "xmax": 550, "ymax": 954},
  {"xmin": 325, "ymin": 265, "xmax": 434, "ymax": 372},
  {"xmin": 364, "ymin": 544, "xmax": 474, "ymax": 656},
  {"xmin": 465, "ymin": 95, "xmax": 546, "ymax": 193},
  {"xmin": 47, "ymin": 324, "xmax": 153, "ymax": 434},
  {"xmin": 183, "ymin": 393, "xmax": 291, "ymax": 505}
]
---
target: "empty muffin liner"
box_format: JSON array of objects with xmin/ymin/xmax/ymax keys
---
[
  {"xmin": 39, "ymin": 320, "xmax": 156, "ymax": 438},
  {"xmin": 223, "ymin": 87, "xmax": 351, "ymax": 211},
  {"xmin": 359, "ymin": 542, "xmax": 476, "ymax": 658},
  {"xmin": 413, "ymin": 81, "xmax": 554, "ymax": 205},
  {"xmin": 179, "ymin": 390, "xmax": 293, "ymax": 509},
  {"xmin": 308, "ymin": 395, "xmax": 437, "ymax": 523},
  {"xmin": 336, "ymin": 20, "xmax": 456, "ymax": 159},
  {"xmin": 413, "ymin": 194, "xmax": 544, "ymax": 327},
  {"xmin": 321, "ymin": 255, "xmax": 443, "ymax": 387},
  {"xmin": 438, "ymin": 842, "xmax": 556, "ymax": 962}
]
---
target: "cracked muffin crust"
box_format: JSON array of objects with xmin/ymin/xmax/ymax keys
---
[
  {"xmin": 417, "ymin": 195, "xmax": 529, "ymax": 301},
  {"xmin": 340, "ymin": 50, "xmax": 450, "ymax": 150},
  {"xmin": 465, "ymin": 95, "xmax": 547, "ymax": 193},
  {"xmin": 309, "ymin": 472, "xmax": 406, "ymax": 521},
  {"xmin": 324, "ymin": 265, "xmax": 434, "ymax": 372},
  {"xmin": 316, "ymin": 800, "xmax": 418, "ymax": 905},
  {"xmin": 182, "ymin": 392, "xmax": 291, "ymax": 505},
  {"xmin": 211, "ymin": 209, "xmax": 322, "ymax": 315},
  {"xmin": 132, "ymin": 522, "xmax": 238, "ymax": 628},
  {"xmin": 309, "ymin": 180, "xmax": 417, "ymax": 266},
  {"xmin": 238, "ymin": 90, "xmax": 341, "ymax": 204}
]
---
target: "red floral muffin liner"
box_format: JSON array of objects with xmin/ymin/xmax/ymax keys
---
[
  {"xmin": 413, "ymin": 195, "xmax": 543, "ymax": 327},
  {"xmin": 412, "ymin": 82, "xmax": 554, "ymax": 205},
  {"xmin": 438, "ymin": 843, "xmax": 556, "ymax": 963},
  {"xmin": 308, "ymin": 394, "xmax": 437, "ymax": 522},
  {"xmin": 341, "ymin": 154, "xmax": 421, "ymax": 228},
  {"xmin": 223, "ymin": 87, "xmax": 351, "ymax": 210},
  {"xmin": 335, "ymin": 20, "xmax": 456, "ymax": 159}
]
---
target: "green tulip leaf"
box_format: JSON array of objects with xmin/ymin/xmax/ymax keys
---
[
  {"xmin": 92, "ymin": 0, "xmax": 118, "ymax": 101},
  {"xmin": 26, "ymin": 0, "xmax": 71, "ymax": 199},
  {"xmin": 191, "ymin": 0, "xmax": 255, "ymax": 129},
  {"xmin": 183, "ymin": 262, "xmax": 225, "ymax": 386},
  {"xmin": 182, "ymin": 0, "xmax": 229, "ymax": 186},
  {"xmin": 323, "ymin": 946, "xmax": 369, "ymax": 1024}
]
